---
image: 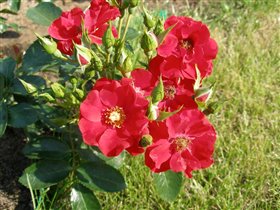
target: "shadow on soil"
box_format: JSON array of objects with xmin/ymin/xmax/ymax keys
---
[{"xmin": 0, "ymin": 128, "xmax": 31, "ymax": 210}]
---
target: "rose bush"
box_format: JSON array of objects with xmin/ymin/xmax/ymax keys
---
[{"xmin": 0, "ymin": 0, "xmax": 219, "ymax": 208}]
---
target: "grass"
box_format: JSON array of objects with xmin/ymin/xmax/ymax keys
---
[{"xmin": 97, "ymin": 0, "xmax": 280, "ymax": 209}]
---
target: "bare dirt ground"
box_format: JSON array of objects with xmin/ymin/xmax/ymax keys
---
[
  {"xmin": 0, "ymin": 128, "xmax": 31, "ymax": 210},
  {"xmin": 0, "ymin": 0, "xmax": 90, "ymax": 59}
]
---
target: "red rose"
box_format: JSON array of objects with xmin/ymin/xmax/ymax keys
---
[
  {"xmin": 158, "ymin": 77, "xmax": 197, "ymax": 112},
  {"xmin": 85, "ymin": 0, "xmax": 121, "ymax": 44},
  {"xmin": 129, "ymin": 69, "xmax": 157, "ymax": 97},
  {"xmin": 48, "ymin": 7, "xmax": 84, "ymax": 55},
  {"xmin": 128, "ymin": 68, "xmax": 196, "ymax": 112},
  {"xmin": 48, "ymin": 0, "xmax": 120, "ymax": 55},
  {"xmin": 78, "ymin": 79, "xmax": 148, "ymax": 157},
  {"xmin": 156, "ymin": 16, "xmax": 218, "ymax": 78},
  {"xmin": 145, "ymin": 109, "xmax": 216, "ymax": 177},
  {"xmin": 149, "ymin": 55, "xmax": 197, "ymax": 81}
]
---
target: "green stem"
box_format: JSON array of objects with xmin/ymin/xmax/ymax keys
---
[
  {"xmin": 117, "ymin": 17, "xmax": 124, "ymax": 38},
  {"xmin": 94, "ymin": 44, "xmax": 106, "ymax": 57},
  {"xmin": 26, "ymin": 174, "xmax": 36, "ymax": 208},
  {"xmin": 121, "ymin": 14, "xmax": 132, "ymax": 43},
  {"xmin": 106, "ymin": 52, "xmax": 111, "ymax": 64}
]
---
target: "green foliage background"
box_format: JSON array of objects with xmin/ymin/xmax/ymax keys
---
[{"xmin": 96, "ymin": 0, "xmax": 280, "ymax": 209}]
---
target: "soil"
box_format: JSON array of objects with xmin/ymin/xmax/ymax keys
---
[
  {"xmin": 0, "ymin": 0, "xmax": 90, "ymax": 59},
  {"xmin": 0, "ymin": 128, "xmax": 31, "ymax": 210}
]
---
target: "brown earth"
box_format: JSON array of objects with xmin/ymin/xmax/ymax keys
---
[
  {"xmin": 0, "ymin": 0, "xmax": 90, "ymax": 59},
  {"xmin": 0, "ymin": 128, "xmax": 31, "ymax": 210}
]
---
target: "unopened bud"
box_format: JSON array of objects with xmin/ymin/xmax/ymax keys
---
[
  {"xmin": 151, "ymin": 76, "xmax": 164, "ymax": 104},
  {"xmin": 195, "ymin": 84, "xmax": 214, "ymax": 104},
  {"xmin": 70, "ymin": 77, "xmax": 78, "ymax": 86},
  {"xmin": 116, "ymin": 50, "xmax": 127, "ymax": 71},
  {"xmin": 85, "ymin": 68, "xmax": 96, "ymax": 79},
  {"xmin": 53, "ymin": 49, "xmax": 67, "ymax": 60},
  {"xmin": 51, "ymin": 83, "xmax": 65, "ymax": 98},
  {"xmin": 102, "ymin": 23, "xmax": 115, "ymax": 49},
  {"xmin": 18, "ymin": 79, "xmax": 37, "ymax": 95},
  {"xmin": 129, "ymin": 0, "xmax": 139, "ymax": 8},
  {"xmin": 139, "ymin": 134, "xmax": 153, "ymax": 147},
  {"xmin": 110, "ymin": 0, "xmax": 120, "ymax": 7},
  {"xmin": 36, "ymin": 33, "xmax": 57, "ymax": 54},
  {"xmin": 143, "ymin": 9, "xmax": 155, "ymax": 29},
  {"xmin": 154, "ymin": 18, "xmax": 164, "ymax": 36},
  {"xmin": 147, "ymin": 102, "xmax": 159, "ymax": 120},
  {"xmin": 92, "ymin": 52, "xmax": 103, "ymax": 71},
  {"xmin": 74, "ymin": 44, "xmax": 92, "ymax": 66},
  {"xmin": 141, "ymin": 31, "xmax": 158, "ymax": 53},
  {"xmin": 122, "ymin": 56, "xmax": 133, "ymax": 73}
]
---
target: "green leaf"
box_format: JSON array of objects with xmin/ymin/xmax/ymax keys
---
[
  {"xmin": 95, "ymin": 151, "xmax": 125, "ymax": 169},
  {"xmin": 77, "ymin": 162, "xmax": 126, "ymax": 192},
  {"xmin": 38, "ymin": 92, "xmax": 55, "ymax": 102},
  {"xmin": 157, "ymin": 105, "xmax": 183, "ymax": 121},
  {"xmin": 8, "ymin": 103, "xmax": 38, "ymax": 128},
  {"xmin": 0, "ymin": 57, "xmax": 16, "ymax": 82},
  {"xmin": 0, "ymin": 102, "xmax": 7, "ymax": 137},
  {"xmin": 26, "ymin": 2, "xmax": 62, "ymax": 26},
  {"xmin": 78, "ymin": 148, "xmax": 125, "ymax": 169},
  {"xmin": 22, "ymin": 40, "xmax": 53, "ymax": 73},
  {"xmin": 153, "ymin": 171, "xmax": 183, "ymax": 202},
  {"xmin": 8, "ymin": 0, "xmax": 21, "ymax": 12},
  {"xmin": 151, "ymin": 76, "xmax": 164, "ymax": 104},
  {"xmin": 22, "ymin": 137, "xmax": 71, "ymax": 160},
  {"xmin": 37, "ymin": 105, "xmax": 68, "ymax": 130},
  {"xmin": 125, "ymin": 27, "xmax": 140, "ymax": 40},
  {"xmin": 78, "ymin": 149, "xmax": 104, "ymax": 163},
  {"xmin": 0, "ymin": 75, "xmax": 5, "ymax": 98},
  {"xmin": 71, "ymin": 184, "xmax": 101, "ymax": 210},
  {"xmin": 19, "ymin": 160, "xmax": 71, "ymax": 189}
]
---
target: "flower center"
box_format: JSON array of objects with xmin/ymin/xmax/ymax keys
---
[
  {"xmin": 180, "ymin": 39, "xmax": 193, "ymax": 51},
  {"xmin": 102, "ymin": 106, "xmax": 126, "ymax": 128},
  {"xmin": 172, "ymin": 137, "xmax": 190, "ymax": 152},
  {"xmin": 164, "ymin": 85, "xmax": 176, "ymax": 100}
]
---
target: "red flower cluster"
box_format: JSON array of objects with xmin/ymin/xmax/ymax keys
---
[
  {"xmin": 79, "ymin": 79, "xmax": 149, "ymax": 157},
  {"xmin": 66, "ymin": 2, "xmax": 219, "ymax": 178},
  {"xmin": 152, "ymin": 16, "xmax": 218, "ymax": 80},
  {"xmin": 146, "ymin": 110, "xmax": 216, "ymax": 178},
  {"xmin": 48, "ymin": 0, "xmax": 120, "ymax": 55}
]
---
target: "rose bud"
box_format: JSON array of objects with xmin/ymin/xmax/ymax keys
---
[
  {"xmin": 36, "ymin": 33, "xmax": 57, "ymax": 54},
  {"xmin": 74, "ymin": 44, "xmax": 92, "ymax": 66},
  {"xmin": 141, "ymin": 31, "xmax": 158, "ymax": 53},
  {"xmin": 139, "ymin": 134, "xmax": 153, "ymax": 147},
  {"xmin": 143, "ymin": 8, "xmax": 155, "ymax": 29},
  {"xmin": 102, "ymin": 23, "xmax": 115, "ymax": 49},
  {"xmin": 194, "ymin": 84, "xmax": 214, "ymax": 104}
]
